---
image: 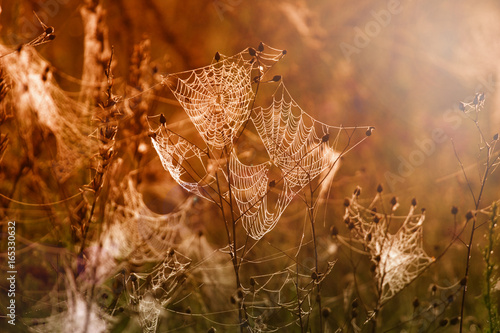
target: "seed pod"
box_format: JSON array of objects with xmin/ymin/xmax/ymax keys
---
[
  {"xmin": 248, "ymin": 48, "xmax": 257, "ymax": 57},
  {"xmin": 160, "ymin": 113, "xmax": 166, "ymax": 126},
  {"xmin": 343, "ymin": 198, "xmax": 350, "ymax": 207},
  {"xmin": 465, "ymin": 211, "xmax": 474, "ymax": 221},
  {"xmin": 322, "ymin": 133, "xmax": 330, "ymax": 143},
  {"xmin": 451, "ymin": 206, "xmax": 458, "ymax": 215},
  {"xmin": 258, "ymin": 42, "xmax": 264, "ymax": 52},
  {"xmin": 377, "ymin": 184, "xmax": 383, "ymax": 193},
  {"xmin": 322, "ymin": 307, "xmax": 331, "ymax": 318},
  {"xmin": 411, "ymin": 198, "xmax": 417, "ymax": 206},
  {"xmin": 215, "ymin": 52, "xmax": 221, "ymax": 62},
  {"xmin": 412, "ymin": 297, "xmax": 420, "ymax": 308}
]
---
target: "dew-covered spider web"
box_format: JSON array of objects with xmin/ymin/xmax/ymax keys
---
[
  {"xmin": 148, "ymin": 117, "xmax": 216, "ymax": 202},
  {"xmin": 162, "ymin": 44, "xmax": 286, "ymax": 149},
  {"xmin": 342, "ymin": 191, "xmax": 434, "ymax": 304},
  {"xmin": 102, "ymin": 176, "xmax": 190, "ymax": 265},
  {"xmin": 126, "ymin": 251, "xmax": 191, "ymax": 333},
  {"xmin": 251, "ymin": 83, "xmax": 344, "ymax": 190},
  {"xmin": 150, "ymin": 44, "xmax": 371, "ymax": 240}
]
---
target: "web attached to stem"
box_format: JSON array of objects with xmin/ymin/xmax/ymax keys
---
[
  {"xmin": 127, "ymin": 252, "xmax": 190, "ymax": 333},
  {"xmin": 251, "ymin": 83, "xmax": 342, "ymax": 190},
  {"xmin": 343, "ymin": 191, "xmax": 434, "ymax": 304},
  {"xmin": 229, "ymin": 153, "xmax": 294, "ymax": 240},
  {"xmin": 162, "ymin": 44, "xmax": 286, "ymax": 149},
  {"xmin": 149, "ymin": 117, "xmax": 216, "ymax": 202},
  {"xmin": 102, "ymin": 176, "xmax": 190, "ymax": 265}
]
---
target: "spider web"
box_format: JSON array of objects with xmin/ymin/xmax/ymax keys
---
[
  {"xmin": 229, "ymin": 153, "xmax": 295, "ymax": 240},
  {"xmin": 127, "ymin": 252, "xmax": 191, "ymax": 333},
  {"xmin": 163, "ymin": 44, "xmax": 286, "ymax": 149},
  {"xmin": 149, "ymin": 117, "xmax": 216, "ymax": 202},
  {"xmin": 343, "ymin": 192, "xmax": 434, "ymax": 304},
  {"xmin": 102, "ymin": 176, "xmax": 190, "ymax": 265},
  {"xmin": 251, "ymin": 83, "xmax": 343, "ymax": 190},
  {"xmin": 0, "ymin": 45, "xmax": 94, "ymax": 181}
]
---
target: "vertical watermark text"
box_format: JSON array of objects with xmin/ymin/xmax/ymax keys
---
[{"xmin": 6, "ymin": 221, "xmax": 17, "ymax": 326}]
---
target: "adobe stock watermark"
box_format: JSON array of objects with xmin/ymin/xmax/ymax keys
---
[
  {"xmin": 213, "ymin": 0, "xmax": 242, "ymax": 21},
  {"xmin": 384, "ymin": 73, "xmax": 496, "ymax": 192},
  {"xmin": 5, "ymin": 221, "xmax": 17, "ymax": 326},
  {"xmin": 3, "ymin": 0, "xmax": 70, "ymax": 46},
  {"xmin": 339, "ymin": 0, "xmax": 403, "ymax": 62}
]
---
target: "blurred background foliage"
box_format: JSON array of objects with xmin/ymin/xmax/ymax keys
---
[{"xmin": 1, "ymin": 0, "xmax": 500, "ymax": 331}]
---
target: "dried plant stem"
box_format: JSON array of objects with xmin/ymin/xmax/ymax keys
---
[{"xmin": 452, "ymin": 121, "xmax": 495, "ymax": 332}]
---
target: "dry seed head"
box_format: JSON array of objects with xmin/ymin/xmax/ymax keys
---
[
  {"xmin": 353, "ymin": 187, "xmax": 361, "ymax": 196},
  {"xmin": 460, "ymin": 277, "xmax": 467, "ymax": 286},
  {"xmin": 451, "ymin": 206, "xmax": 458, "ymax": 215},
  {"xmin": 465, "ymin": 211, "xmax": 474, "ymax": 221},
  {"xmin": 439, "ymin": 318, "xmax": 449, "ymax": 327},
  {"xmin": 411, "ymin": 198, "xmax": 417, "ymax": 206},
  {"xmin": 377, "ymin": 184, "xmax": 383, "ymax": 193},
  {"xmin": 412, "ymin": 297, "xmax": 420, "ymax": 308}
]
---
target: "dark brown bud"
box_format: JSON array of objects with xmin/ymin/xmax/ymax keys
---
[
  {"xmin": 208, "ymin": 327, "xmax": 216, "ymax": 333},
  {"xmin": 450, "ymin": 317, "xmax": 460, "ymax": 325},
  {"xmin": 351, "ymin": 299, "xmax": 358, "ymax": 308},
  {"xmin": 160, "ymin": 113, "xmax": 166, "ymax": 126},
  {"xmin": 322, "ymin": 307, "xmax": 331, "ymax": 318},
  {"xmin": 373, "ymin": 215, "xmax": 380, "ymax": 224},
  {"xmin": 271, "ymin": 75, "xmax": 281, "ymax": 82},
  {"xmin": 390, "ymin": 196, "xmax": 398, "ymax": 206},
  {"xmin": 465, "ymin": 211, "xmax": 474, "ymax": 221},
  {"xmin": 45, "ymin": 26, "xmax": 54, "ymax": 34},
  {"xmin": 354, "ymin": 187, "xmax": 361, "ymax": 196},
  {"xmin": 258, "ymin": 42, "xmax": 264, "ymax": 52},
  {"xmin": 249, "ymin": 277, "xmax": 255, "ymax": 286},
  {"xmin": 343, "ymin": 198, "xmax": 350, "ymax": 207},
  {"xmin": 215, "ymin": 52, "xmax": 221, "ymax": 62},
  {"xmin": 451, "ymin": 206, "xmax": 458, "ymax": 215},
  {"xmin": 439, "ymin": 318, "xmax": 449, "ymax": 327},
  {"xmin": 322, "ymin": 133, "xmax": 330, "ymax": 143},
  {"xmin": 366, "ymin": 126, "xmax": 375, "ymax": 136},
  {"xmin": 269, "ymin": 180, "xmax": 276, "ymax": 188},
  {"xmin": 311, "ymin": 271, "xmax": 318, "ymax": 281},
  {"xmin": 412, "ymin": 297, "xmax": 420, "ymax": 308},
  {"xmin": 460, "ymin": 277, "xmax": 467, "ymax": 286},
  {"xmin": 348, "ymin": 221, "xmax": 355, "ymax": 230},
  {"xmin": 248, "ymin": 48, "xmax": 257, "ymax": 57},
  {"xmin": 411, "ymin": 198, "xmax": 417, "ymax": 206},
  {"xmin": 377, "ymin": 184, "xmax": 383, "ymax": 193},
  {"xmin": 494, "ymin": 133, "xmax": 499, "ymax": 141},
  {"xmin": 185, "ymin": 306, "xmax": 192, "ymax": 314},
  {"xmin": 330, "ymin": 226, "xmax": 338, "ymax": 237}
]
